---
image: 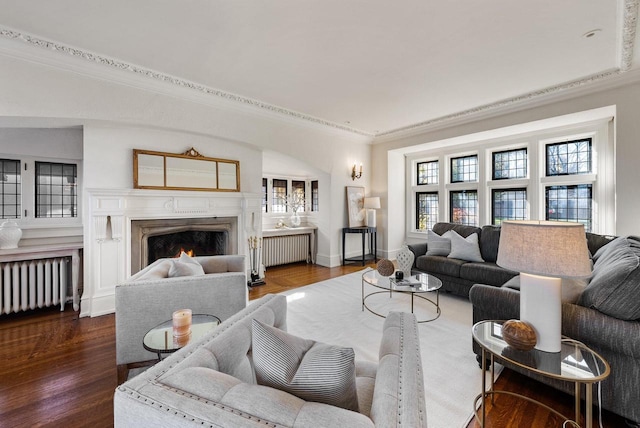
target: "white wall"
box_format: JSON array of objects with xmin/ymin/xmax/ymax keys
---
[
  {"xmin": 372, "ymin": 78, "xmax": 640, "ymax": 255},
  {"xmin": 0, "ymin": 49, "xmax": 374, "ymax": 279}
]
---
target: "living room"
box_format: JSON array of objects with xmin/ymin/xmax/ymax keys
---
[{"xmin": 1, "ymin": 2, "xmax": 640, "ymax": 427}]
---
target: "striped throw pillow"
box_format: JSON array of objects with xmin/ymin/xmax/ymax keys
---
[{"xmin": 251, "ymin": 319, "xmax": 359, "ymax": 412}]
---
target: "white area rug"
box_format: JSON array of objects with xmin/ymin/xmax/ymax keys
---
[{"xmin": 280, "ymin": 269, "xmax": 495, "ymax": 428}]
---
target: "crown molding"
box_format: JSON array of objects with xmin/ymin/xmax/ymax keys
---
[
  {"xmin": 1, "ymin": 0, "xmax": 638, "ymax": 142},
  {"xmin": 0, "ymin": 27, "xmax": 374, "ymax": 138}
]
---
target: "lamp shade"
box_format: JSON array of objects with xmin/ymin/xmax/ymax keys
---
[
  {"xmin": 496, "ymin": 220, "xmax": 592, "ymax": 279},
  {"xmin": 363, "ymin": 197, "xmax": 381, "ymax": 209}
]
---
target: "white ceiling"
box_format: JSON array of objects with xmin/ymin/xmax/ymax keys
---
[{"xmin": 0, "ymin": 1, "xmax": 638, "ymax": 137}]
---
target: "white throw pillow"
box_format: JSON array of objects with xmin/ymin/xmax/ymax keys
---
[
  {"xmin": 168, "ymin": 252, "xmax": 205, "ymax": 277},
  {"xmin": 447, "ymin": 230, "xmax": 484, "ymax": 262},
  {"xmin": 426, "ymin": 229, "xmax": 452, "ymax": 256}
]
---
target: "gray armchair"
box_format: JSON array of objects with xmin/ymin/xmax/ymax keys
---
[{"xmin": 115, "ymin": 255, "xmax": 247, "ymax": 383}]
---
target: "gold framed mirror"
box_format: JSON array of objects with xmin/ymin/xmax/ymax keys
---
[{"xmin": 133, "ymin": 148, "xmax": 240, "ymax": 192}]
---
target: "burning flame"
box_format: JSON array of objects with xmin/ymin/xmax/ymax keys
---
[{"xmin": 175, "ymin": 248, "xmax": 195, "ymax": 258}]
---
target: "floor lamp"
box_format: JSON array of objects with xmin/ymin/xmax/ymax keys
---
[{"xmin": 496, "ymin": 221, "xmax": 592, "ymax": 353}]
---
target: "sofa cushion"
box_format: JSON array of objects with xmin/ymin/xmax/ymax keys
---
[
  {"xmin": 578, "ymin": 236, "xmax": 640, "ymax": 320},
  {"xmin": 415, "ymin": 255, "xmax": 467, "ymax": 277},
  {"xmin": 460, "ymin": 262, "xmax": 516, "ymax": 286},
  {"xmin": 480, "ymin": 225, "xmax": 501, "ymax": 263},
  {"xmin": 448, "ymin": 230, "xmax": 484, "ymax": 262},
  {"xmin": 433, "ymin": 222, "xmax": 481, "ymax": 239},
  {"xmin": 425, "ymin": 229, "xmax": 452, "ymax": 256},
  {"xmin": 168, "ymin": 252, "xmax": 205, "ymax": 277},
  {"xmin": 132, "ymin": 259, "xmax": 172, "ymax": 280},
  {"xmin": 251, "ymin": 319, "xmax": 360, "ymax": 412}
]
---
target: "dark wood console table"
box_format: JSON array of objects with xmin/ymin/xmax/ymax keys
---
[{"xmin": 342, "ymin": 226, "xmax": 377, "ymax": 266}]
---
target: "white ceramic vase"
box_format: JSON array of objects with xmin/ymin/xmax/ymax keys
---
[
  {"xmin": 396, "ymin": 244, "xmax": 414, "ymax": 278},
  {"xmin": 290, "ymin": 212, "xmax": 301, "ymax": 227},
  {"xmin": 0, "ymin": 220, "xmax": 22, "ymax": 249}
]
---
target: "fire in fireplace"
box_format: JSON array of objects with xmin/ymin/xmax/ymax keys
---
[{"xmin": 147, "ymin": 230, "xmax": 227, "ymax": 264}]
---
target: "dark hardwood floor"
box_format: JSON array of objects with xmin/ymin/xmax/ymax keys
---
[{"xmin": 0, "ymin": 262, "xmax": 628, "ymax": 427}]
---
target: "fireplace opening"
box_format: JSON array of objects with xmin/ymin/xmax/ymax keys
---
[
  {"xmin": 130, "ymin": 217, "xmax": 238, "ymax": 274},
  {"xmin": 147, "ymin": 230, "xmax": 227, "ymax": 265}
]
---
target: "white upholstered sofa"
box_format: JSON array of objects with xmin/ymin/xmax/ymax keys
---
[
  {"xmin": 114, "ymin": 294, "xmax": 427, "ymax": 427},
  {"xmin": 115, "ymin": 254, "xmax": 247, "ymax": 383}
]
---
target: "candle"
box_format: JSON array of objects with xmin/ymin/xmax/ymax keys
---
[{"xmin": 172, "ymin": 309, "xmax": 192, "ymax": 339}]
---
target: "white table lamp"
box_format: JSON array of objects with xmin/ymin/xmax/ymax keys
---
[
  {"xmin": 496, "ymin": 221, "xmax": 591, "ymax": 353},
  {"xmin": 363, "ymin": 197, "xmax": 381, "ymax": 227}
]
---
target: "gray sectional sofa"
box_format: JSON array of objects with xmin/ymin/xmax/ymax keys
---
[
  {"xmin": 469, "ymin": 232, "xmax": 640, "ymax": 424},
  {"xmin": 408, "ymin": 222, "xmax": 518, "ymax": 298},
  {"xmin": 114, "ymin": 294, "xmax": 428, "ymax": 427}
]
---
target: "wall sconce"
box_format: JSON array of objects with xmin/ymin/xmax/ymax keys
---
[{"xmin": 351, "ymin": 163, "xmax": 363, "ymax": 180}]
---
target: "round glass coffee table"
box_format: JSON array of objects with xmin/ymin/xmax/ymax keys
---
[
  {"xmin": 143, "ymin": 314, "xmax": 221, "ymax": 359},
  {"xmin": 361, "ymin": 269, "xmax": 443, "ymax": 322},
  {"xmin": 472, "ymin": 320, "xmax": 610, "ymax": 428}
]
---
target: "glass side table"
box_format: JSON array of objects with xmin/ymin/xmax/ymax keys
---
[
  {"xmin": 472, "ymin": 320, "xmax": 610, "ymax": 428},
  {"xmin": 143, "ymin": 314, "xmax": 221, "ymax": 359}
]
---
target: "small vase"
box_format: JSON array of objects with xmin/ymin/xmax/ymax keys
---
[
  {"xmin": 290, "ymin": 212, "xmax": 301, "ymax": 227},
  {"xmin": 396, "ymin": 244, "xmax": 414, "ymax": 278},
  {"xmin": 0, "ymin": 220, "xmax": 22, "ymax": 249}
]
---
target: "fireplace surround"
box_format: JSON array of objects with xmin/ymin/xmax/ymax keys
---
[{"xmin": 130, "ymin": 217, "xmax": 238, "ymax": 275}]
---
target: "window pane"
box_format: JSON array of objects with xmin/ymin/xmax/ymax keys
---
[
  {"xmin": 262, "ymin": 178, "xmax": 268, "ymax": 213},
  {"xmin": 416, "ymin": 192, "xmax": 438, "ymax": 231},
  {"xmin": 271, "ymin": 179, "xmax": 287, "ymax": 213},
  {"xmin": 311, "ymin": 180, "xmax": 319, "ymax": 212},
  {"xmin": 546, "ymin": 184, "xmax": 592, "ymax": 232},
  {"xmin": 417, "ymin": 161, "xmax": 439, "ymax": 185},
  {"xmin": 291, "ymin": 180, "xmax": 305, "ymax": 213},
  {"xmin": 493, "ymin": 149, "xmax": 527, "ymax": 180},
  {"xmin": 492, "ymin": 188, "xmax": 527, "ymax": 225},
  {"xmin": 35, "ymin": 162, "xmax": 77, "ymax": 218},
  {"xmin": 0, "ymin": 158, "xmax": 21, "ymax": 219},
  {"xmin": 451, "ymin": 155, "xmax": 478, "ymax": 183},
  {"xmin": 450, "ymin": 190, "xmax": 478, "ymax": 226},
  {"xmin": 546, "ymin": 139, "xmax": 592, "ymax": 176}
]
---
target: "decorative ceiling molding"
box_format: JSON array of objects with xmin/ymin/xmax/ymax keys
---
[
  {"xmin": 622, "ymin": 0, "xmax": 639, "ymax": 71},
  {"xmin": 0, "ymin": 27, "xmax": 373, "ymax": 137},
  {"xmin": 375, "ymin": 69, "xmax": 623, "ymax": 138},
  {"xmin": 0, "ymin": 1, "xmax": 638, "ymax": 141}
]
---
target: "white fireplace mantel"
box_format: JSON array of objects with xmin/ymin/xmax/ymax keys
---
[{"xmin": 81, "ymin": 188, "xmax": 261, "ymax": 317}]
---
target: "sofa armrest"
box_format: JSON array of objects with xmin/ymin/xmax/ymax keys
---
[
  {"xmin": 469, "ymin": 284, "xmax": 520, "ymax": 323},
  {"xmin": 370, "ymin": 311, "xmax": 427, "ymax": 428},
  {"xmin": 408, "ymin": 243, "xmax": 427, "ymax": 268},
  {"xmin": 115, "ymin": 272, "xmax": 247, "ymax": 366}
]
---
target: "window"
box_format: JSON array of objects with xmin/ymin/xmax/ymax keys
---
[
  {"xmin": 492, "ymin": 188, "xmax": 527, "ymax": 225},
  {"xmin": 451, "ymin": 155, "xmax": 478, "ymax": 183},
  {"xmin": 546, "ymin": 185, "xmax": 592, "ymax": 231},
  {"xmin": 416, "ymin": 192, "xmax": 438, "ymax": 231},
  {"xmin": 417, "ymin": 161, "xmax": 439, "ymax": 185},
  {"xmin": 493, "ymin": 149, "xmax": 527, "ymax": 180},
  {"xmin": 408, "ymin": 113, "xmax": 613, "ymax": 237},
  {"xmin": 291, "ymin": 180, "xmax": 305, "ymax": 212},
  {"xmin": 450, "ymin": 190, "xmax": 478, "ymax": 226},
  {"xmin": 0, "ymin": 159, "xmax": 21, "ymax": 219},
  {"xmin": 261, "ymin": 178, "xmax": 268, "ymax": 213},
  {"xmin": 546, "ymin": 138, "xmax": 592, "ymax": 176},
  {"xmin": 311, "ymin": 180, "xmax": 319, "ymax": 212},
  {"xmin": 35, "ymin": 162, "xmax": 77, "ymax": 218},
  {"xmin": 271, "ymin": 179, "xmax": 287, "ymax": 213}
]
